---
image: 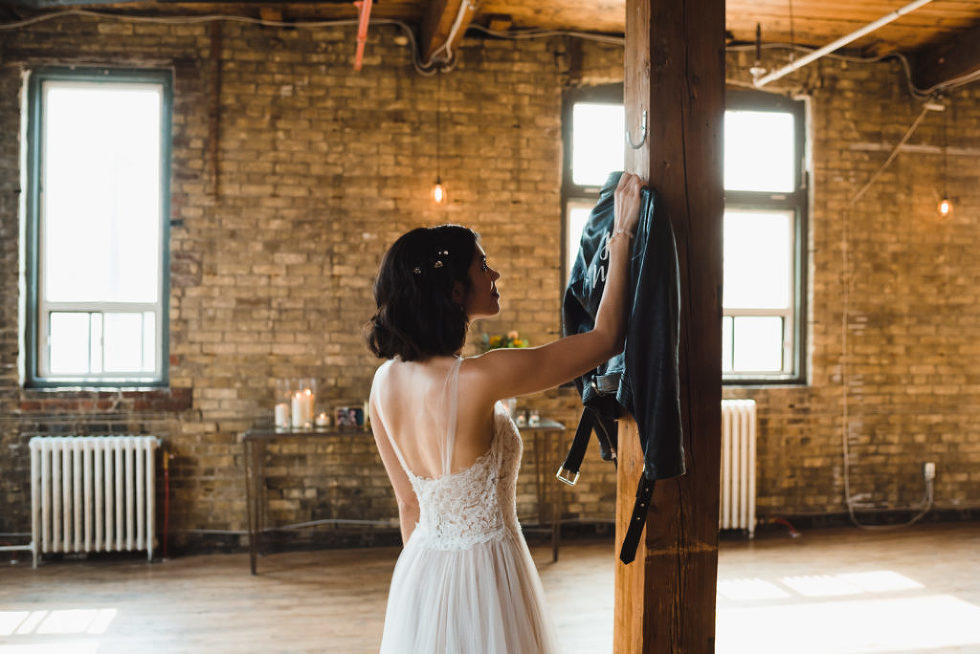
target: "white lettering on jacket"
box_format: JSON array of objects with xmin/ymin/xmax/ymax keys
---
[{"xmin": 591, "ymin": 232, "xmax": 611, "ymax": 287}]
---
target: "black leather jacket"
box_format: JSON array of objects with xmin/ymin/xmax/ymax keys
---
[{"xmin": 560, "ymin": 171, "xmax": 684, "ymax": 562}]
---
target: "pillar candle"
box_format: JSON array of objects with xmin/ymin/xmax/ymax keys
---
[
  {"xmin": 291, "ymin": 392, "xmax": 306, "ymax": 428},
  {"xmin": 274, "ymin": 403, "xmax": 289, "ymax": 429},
  {"xmin": 304, "ymin": 389, "xmax": 315, "ymax": 424}
]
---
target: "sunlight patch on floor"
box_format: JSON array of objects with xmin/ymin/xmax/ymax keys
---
[
  {"xmin": 718, "ymin": 578, "xmax": 792, "ymax": 601},
  {"xmin": 0, "ymin": 609, "xmax": 118, "ymax": 653},
  {"xmin": 0, "ymin": 641, "xmax": 99, "ymax": 654},
  {"xmin": 717, "ymin": 594, "xmax": 980, "ymax": 653}
]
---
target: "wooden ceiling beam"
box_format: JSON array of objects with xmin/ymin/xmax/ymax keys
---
[
  {"xmin": 912, "ymin": 21, "xmax": 980, "ymax": 91},
  {"xmin": 3, "ymin": 0, "xmax": 144, "ymax": 6},
  {"xmin": 419, "ymin": 0, "xmax": 478, "ymax": 67}
]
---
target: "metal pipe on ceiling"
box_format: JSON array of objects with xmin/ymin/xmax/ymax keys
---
[
  {"xmin": 353, "ymin": 0, "xmax": 373, "ymax": 71},
  {"xmin": 753, "ymin": 0, "xmax": 936, "ymax": 87}
]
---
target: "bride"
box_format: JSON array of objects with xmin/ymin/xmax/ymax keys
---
[{"xmin": 366, "ymin": 172, "xmax": 642, "ymax": 653}]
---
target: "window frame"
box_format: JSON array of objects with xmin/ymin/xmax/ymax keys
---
[
  {"xmin": 723, "ymin": 88, "xmax": 808, "ymax": 385},
  {"xmin": 560, "ymin": 85, "xmax": 808, "ymax": 385},
  {"xmin": 25, "ymin": 67, "xmax": 172, "ymax": 388}
]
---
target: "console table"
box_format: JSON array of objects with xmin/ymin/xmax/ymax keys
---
[
  {"xmin": 241, "ymin": 419, "xmax": 567, "ymax": 574},
  {"xmin": 240, "ymin": 426, "xmax": 393, "ymax": 575},
  {"xmin": 520, "ymin": 419, "xmax": 567, "ymax": 563}
]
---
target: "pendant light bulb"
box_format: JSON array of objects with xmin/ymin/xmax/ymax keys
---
[
  {"xmin": 938, "ymin": 196, "xmax": 952, "ymax": 219},
  {"xmin": 432, "ymin": 177, "xmax": 446, "ymax": 204}
]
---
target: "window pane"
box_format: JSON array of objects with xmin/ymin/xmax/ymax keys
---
[
  {"xmin": 103, "ymin": 313, "xmax": 144, "ymax": 373},
  {"xmin": 722, "ymin": 316, "xmax": 734, "ymax": 373},
  {"xmin": 572, "ymin": 103, "xmax": 625, "ymax": 186},
  {"xmin": 733, "ymin": 316, "xmax": 783, "ymax": 372},
  {"xmin": 49, "ymin": 313, "xmax": 91, "ymax": 374},
  {"xmin": 43, "ymin": 81, "xmax": 162, "ymax": 303},
  {"xmin": 724, "ymin": 210, "xmax": 793, "ymax": 310},
  {"xmin": 724, "ymin": 110, "xmax": 795, "ymax": 192},
  {"xmin": 142, "ymin": 311, "xmax": 156, "ymax": 373},
  {"xmin": 566, "ymin": 203, "xmax": 592, "ymax": 281},
  {"xmin": 90, "ymin": 312, "xmax": 103, "ymax": 374}
]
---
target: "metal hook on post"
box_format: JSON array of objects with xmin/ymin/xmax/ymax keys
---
[{"xmin": 626, "ymin": 109, "xmax": 647, "ymax": 149}]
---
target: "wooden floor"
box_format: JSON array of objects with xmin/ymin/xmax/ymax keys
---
[{"xmin": 1, "ymin": 523, "xmax": 978, "ymax": 653}]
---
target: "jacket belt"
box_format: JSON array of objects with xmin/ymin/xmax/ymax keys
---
[
  {"xmin": 556, "ymin": 406, "xmax": 618, "ymax": 486},
  {"xmin": 557, "ymin": 408, "xmax": 654, "ymax": 564},
  {"xmin": 620, "ymin": 477, "xmax": 655, "ymax": 564}
]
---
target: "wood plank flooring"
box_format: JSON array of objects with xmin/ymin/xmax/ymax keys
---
[{"xmin": 1, "ymin": 523, "xmax": 978, "ymax": 653}]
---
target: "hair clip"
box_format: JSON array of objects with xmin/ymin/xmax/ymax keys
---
[
  {"xmin": 432, "ymin": 249, "xmax": 449, "ymax": 269},
  {"xmin": 412, "ymin": 266, "xmax": 422, "ymax": 275}
]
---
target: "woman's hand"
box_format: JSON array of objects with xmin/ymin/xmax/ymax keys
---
[
  {"xmin": 473, "ymin": 171, "xmax": 646, "ymax": 400},
  {"xmin": 613, "ymin": 172, "xmax": 643, "ymax": 235}
]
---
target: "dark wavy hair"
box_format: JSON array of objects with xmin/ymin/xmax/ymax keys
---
[{"xmin": 366, "ymin": 225, "xmax": 479, "ymax": 361}]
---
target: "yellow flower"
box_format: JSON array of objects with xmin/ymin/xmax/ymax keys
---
[
  {"xmin": 512, "ymin": 339, "xmax": 525, "ymax": 348},
  {"xmin": 489, "ymin": 335, "xmax": 502, "ymax": 347}
]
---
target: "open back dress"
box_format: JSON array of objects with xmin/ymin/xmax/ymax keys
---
[{"xmin": 374, "ymin": 356, "xmax": 560, "ymax": 653}]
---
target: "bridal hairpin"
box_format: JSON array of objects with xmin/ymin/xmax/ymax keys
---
[{"xmin": 413, "ymin": 249, "xmax": 449, "ymax": 274}]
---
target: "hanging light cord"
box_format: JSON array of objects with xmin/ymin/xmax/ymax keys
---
[
  {"xmin": 787, "ymin": 0, "xmax": 796, "ymax": 61},
  {"xmin": 941, "ymin": 102, "xmax": 949, "ymax": 194},
  {"xmin": 436, "ymin": 72, "xmax": 442, "ymax": 180}
]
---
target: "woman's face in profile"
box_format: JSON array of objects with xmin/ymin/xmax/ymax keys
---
[{"xmin": 460, "ymin": 243, "xmax": 501, "ymax": 320}]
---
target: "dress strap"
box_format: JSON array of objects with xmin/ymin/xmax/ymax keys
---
[
  {"xmin": 373, "ymin": 361, "xmax": 414, "ymax": 477},
  {"xmin": 441, "ymin": 357, "xmax": 464, "ymax": 476}
]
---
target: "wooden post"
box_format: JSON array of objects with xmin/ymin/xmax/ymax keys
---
[{"xmin": 614, "ymin": 0, "xmax": 724, "ymax": 652}]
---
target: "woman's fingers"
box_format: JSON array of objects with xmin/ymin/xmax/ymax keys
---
[{"xmin": 614, "ymin": 172, "xmax": 643, "ymax": 232}]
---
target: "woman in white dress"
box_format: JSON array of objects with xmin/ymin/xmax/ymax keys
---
[{"xmin": 366, "ymin": 173, "xmax": 643, "ymax": 653}]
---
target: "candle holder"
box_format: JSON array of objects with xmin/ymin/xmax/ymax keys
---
[
  {"xmin": 275, "ymin": 378, "xmax": 316, "ymax": 430},
  {"xmin": 274, "ymin": 379, "xmax": 292, "ymax": 430}
]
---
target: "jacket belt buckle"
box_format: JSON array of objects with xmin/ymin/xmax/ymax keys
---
[{"xmin": 555, "ymin": 465, "xmax": 580, "ymax": 486}]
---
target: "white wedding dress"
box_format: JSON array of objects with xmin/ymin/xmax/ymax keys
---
[{"xmin": 376, "ymin": 357, "xmax": 560, "ymax": 653}]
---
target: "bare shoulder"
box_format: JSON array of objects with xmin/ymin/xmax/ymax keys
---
[
  {"xmin": 457, "ymin": 353, "xmax": 498, "ymax": 403},
  {"xmin": 369, "ymin": 358, "xmax": 395, "ymax": 399}
]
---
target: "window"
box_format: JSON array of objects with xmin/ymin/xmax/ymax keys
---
[
  {"xmin": 722, "ymin": 90, "xmax": 806, "ymax": 382},
  {"xmin": 562, "ymin": 87, "xmax": 807, "ymax": 383},
  {"xmin": 561, "ymin": 84, "xmax": 624, "ymax": 281},
  {"xmin": 25, "ymin": 68, "xmax": 171, "ymax": 387}
]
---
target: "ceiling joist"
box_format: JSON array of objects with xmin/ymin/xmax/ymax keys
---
[
  {"xmin": 419, "ymin": 0, "xmax": 477, "ymax": 68},
  {"xmin": 912, "ymin": 20, "xmax": 980, "ymax": 92}
]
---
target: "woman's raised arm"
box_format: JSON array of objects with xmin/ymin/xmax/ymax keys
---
[{"xmin": 467, "ymin": 172, "xmax": 644, "ymax": 401}]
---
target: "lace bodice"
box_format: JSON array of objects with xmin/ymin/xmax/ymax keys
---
[{"xmin": 380, "ymin": 358, "xmax": 524, "ymax": 551}]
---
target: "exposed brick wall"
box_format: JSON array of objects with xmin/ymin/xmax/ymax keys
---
[
  {"xmin": 1, "ymin": 16, "xmax": 977, "ymax": 549},
  {"xmin": 0, "ymin": 15, "xmax": 616, "ymax": 546},
  {"xmin": 723, "ymin": 50, "xmax": 980, "ymax": 518}
]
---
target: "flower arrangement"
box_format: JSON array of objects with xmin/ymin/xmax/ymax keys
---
[{"xmin": 481, "ymin": 330, "xmax": 529, "ymax": 351}]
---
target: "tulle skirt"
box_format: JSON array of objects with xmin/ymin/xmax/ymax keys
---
[{"xmin": 379, "ymin": 529, "xmax": 560, "ymax": 654}]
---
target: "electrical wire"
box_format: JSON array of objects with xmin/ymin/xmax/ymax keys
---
[
  {"xmin": 4, "ymin": 9, "xmax": 978, "ymax": 93},
  {"xmin": 467, "ymin": 23, "xmax": 626, "ymax": 46},
  {"xmin": 838, "ymin": 102, "xmax": 941, "ymax": 530},
  {"xmin": 726, "ymin": 42, "xmax": 980, "ymax": 98},
  {"xmin": 849, "ymin": 102, "xmax": 937, "ymax": 204},
  {"xmin": 0, "ymin": 8, "xmax": 443, "ymax": 75}
]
